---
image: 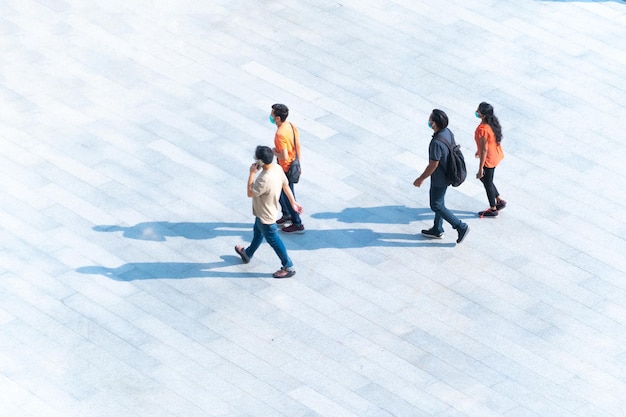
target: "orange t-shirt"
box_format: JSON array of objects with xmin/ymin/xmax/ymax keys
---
[
  {"xmin": 474, "ymin": 123, "xmax": 504, "ymax": 168},
  {"xmin": 274, "ymin": 122, "xmax": 301, "ymax": 172}
]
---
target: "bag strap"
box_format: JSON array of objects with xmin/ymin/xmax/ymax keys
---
[
  {"xmin": 433, "ymin": 130, "xmax": 455, "ymax": 151},
  {"xmin": 290, "ymin": 123, "xmax": 299, "ymax": 161},
  {"xmin": 434, "ymin": 136, "xmax": 453, "ymax": 152}
]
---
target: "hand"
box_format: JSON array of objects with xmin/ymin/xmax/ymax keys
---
[
  {"xmin": 413, "ymin": 177, "xmax": 424, "ymax": 187},
  {"xmin": 476, "ymin": 169, "xmax": 484, "ymax": 179},
  {"xmin": 291, "ymin": 202, "xmax": 303, "ymax": 214},
  {"xmin": 250, "ymin": 163, "xmax": 260, "ymax": 173},
  {"xmin": 475, "ymin": 152, "xmax": 480, "ymax": 158}
]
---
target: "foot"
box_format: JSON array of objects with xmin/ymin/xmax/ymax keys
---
[
  {"xmin": 421, "ymin": 227, "xmax": 444, "ymax": 239},
  {"xmin": 479, "ymin": 209, "xmax": 498, "ymax": 218},
  {"xmin": 234, "ymin": 245, "xmax": 250, "ymax": 263},
  {"xmin": 281, "ymin": 224, "xmax": 305, "ymax": 234},
  {"xmin": 496, "ymin": 199, "xmax": 507, "ymax": 210},
  {"xmin": 276, "ymin": 215, "xmax": 292, "ymax": 225},
  {"xmin": 273, "ymin": 267, "xmax": 296, "ymax": 278},
  {"xmin": 456, "ymin": 224, "xmax": 469, "ymax": 244}
]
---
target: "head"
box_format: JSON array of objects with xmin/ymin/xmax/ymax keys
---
[
  {"xmin": 429, "ymin": 109, "xmax": 449, "ymax": 131},
  {"xmin": 255, "ymin": 145, "xmax": 274, "ymax": 166},
  {"xmin": 476, "ymin": 101, "xmax": 502, "ymax": 143},
  {"xmin": 476, "ymin": 102, "xmax": 494, "ymax": 118},
  {"xmin": 271, "ymin": 103, "xmax": 289, "ymax": 124}
]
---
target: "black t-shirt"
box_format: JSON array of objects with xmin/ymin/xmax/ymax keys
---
[{"xmin": 428, "ymin": 128, "xmax": 453, "ymax": 187}]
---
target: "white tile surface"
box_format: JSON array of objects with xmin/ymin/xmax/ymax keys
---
[{"xmin": 1, "ymin": 0, "xmax": 626, "ymax": 416}]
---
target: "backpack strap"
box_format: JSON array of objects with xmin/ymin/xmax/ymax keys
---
[{"xmin": 433, "ymin": 129, "xmax": 455, "ymax": 151}]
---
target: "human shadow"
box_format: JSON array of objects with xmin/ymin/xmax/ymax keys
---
[
  {"xmin": 77, "ymin": 256, "xmax": 266, "ymax": 280},
  {"xmin": 93, "ymin": 221, "xmax": 250, "ymax": 241},
  {"xmin": 312, "ymin": 206, "xmax": 475, "ymax": 224},
  {"xmin": 283, "ymin": 228, "xmax": 457, "ymax": 249},
  {"xmin": 94, "ymin": 219, "xmax": 456, "ymax": 249}
]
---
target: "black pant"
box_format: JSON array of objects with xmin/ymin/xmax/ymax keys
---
[{"xmin": 480, "ymin": 167, "xmax": 499, "ymax": 208}]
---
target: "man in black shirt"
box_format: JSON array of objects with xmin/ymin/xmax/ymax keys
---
[{"xmin": 413, "ymin": 109, "xmax": 470, "ymax": 244}]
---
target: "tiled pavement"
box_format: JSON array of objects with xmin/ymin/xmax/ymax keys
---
[{"xmin": 1, "ymin": 0, "xmax": 626, "ymax": 416}]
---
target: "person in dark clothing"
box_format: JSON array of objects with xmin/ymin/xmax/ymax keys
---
[{"xmin": 413, "ymin": 109, "xmax": 470, "ymax": 244}]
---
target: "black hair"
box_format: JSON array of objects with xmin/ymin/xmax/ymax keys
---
[
  {"xmin": 478, "ymin": 102, "xmax": 503, "ymax": 144},
  {"xmin": 430, "ymin": 109, "xmax": 449, "ymax": 129},
  {"xmin": 271, "ymin": 103, "xmax": 289, "ymax": 122},
  {"xmin": 255, "ymin": 145, "xmax": 274, "ymax": 165}
]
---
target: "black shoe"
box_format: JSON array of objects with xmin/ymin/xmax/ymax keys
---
[
  {"xmin": 496, "ymin": 200, "xmax": 507, "ymax": 210},
  {"xmin": 421, "ymin": 227, "xmax": 444, "ymax": 239},
  {"xmin": 456, "ymin": 224, "xmax": 469, "ymax": 244}
]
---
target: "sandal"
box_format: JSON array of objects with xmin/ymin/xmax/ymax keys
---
[
  {"xmin": 273, "ymin": 268, "xmax": 296, "ymax": 279},
  {"xmin": 235, "ymin": 245, "xmax": 250, "ymax": 264}
]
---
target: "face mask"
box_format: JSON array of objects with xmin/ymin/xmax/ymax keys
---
[
  {"xmin": 428, "ymin": 121, "xmax": 433, "ymax": 129},
  {"xmin": 269, "ymin": 115, "xmax": 275, "ymax": 125},
  {"xmin": 475, "ymin": 111, "xmax": 481, "ymax": 118}
]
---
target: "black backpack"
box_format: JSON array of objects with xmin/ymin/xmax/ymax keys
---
[{"xmin": 435, "ymin": 133, "xmax": 467, "ymax": 187}]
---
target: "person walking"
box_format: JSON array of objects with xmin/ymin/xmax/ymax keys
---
[
  {"xmin": 414, "ymin": 109, "xmax": 470, "ymax": 244},
  {"xmin": 270, "ymin": 103, "xmax": 305, "ymax": 234},
  {"xmin": 474, "ymin": 102, "xmax": 506, "ymax": 217},
  {"xmin": 235, "ymin": 146, "xmax": 303, "ymax": 278}
]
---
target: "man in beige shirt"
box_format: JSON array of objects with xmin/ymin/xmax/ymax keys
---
[{"xmin": 235, "ymin": 146, "xmax": 303, "ymax": 278}]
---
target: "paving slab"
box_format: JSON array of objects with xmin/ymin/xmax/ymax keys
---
[{"xmin": 1, "ymin": 0, "xmax": 626, "ymax": 416}]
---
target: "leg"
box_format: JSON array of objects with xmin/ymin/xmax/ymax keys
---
[
  {"xmin": 480, "ymin": 167, "xmax": 498, "ymax": 209},
  {"xmin": 429, "ymin": 187, "xmax": 444, "ymax": 233},
  {"xmin": 245, "ymin": 218, "xmax": 265, "ymax": 259},
  {"xmin": 279, "ymin": 181, "xmax": 302, "ymax": 226},
  {"xmin": 430, "ymin": 185, "xmax": 463, "ymax": 230},
  {"xmin": 279, "ymin": 188, "xmax": 290, "ymax": 219},
  {"xmin": 259, "ymin": 221, "xmax": 294, "ymax": 269}
]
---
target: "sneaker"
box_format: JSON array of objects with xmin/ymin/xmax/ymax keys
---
[
  {"xmin": 276, "ymin": 216, "xmax": 292, "ymax": 225},
  {"xmin": 421, "ymin": 227, "xmax": 444, "ymax": 239},
  {"xmin": 456, "ymin": 224, "xmax": 470, "ymax": 244},
  {"xmin": 478, "ymin": 209, "xmax": 499, "ymax": 218},
  {"xmin": 273, "ymin": 267, "xmax": 296, "ymax": 278},
  {"xmin": 496, "ymin": 200, "xmax": 507, "ymax": 211},
  {"xmin": 281, "ymin": 224, "xmax": 305, "ymax": 234}
]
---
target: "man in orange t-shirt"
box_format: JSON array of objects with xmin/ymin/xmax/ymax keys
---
[{"xmin": 270, "ymin": 103, "xmax": 304, "ymax": 234}]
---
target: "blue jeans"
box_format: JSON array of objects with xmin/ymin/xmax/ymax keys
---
[
  {"xmin": 430, "ymin": 185, "xmax": 464, "ymax": 233},
  {"xmin": 245, "ymin": 218, "xmax": 293, "ymax": 269},
  {"xmin": 279, "ymin": 181, "xmax": 302, "ymax": 226}
]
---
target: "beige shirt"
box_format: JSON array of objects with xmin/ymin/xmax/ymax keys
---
[{"xmin": 252, "ymin": 164, "xmax": 288, "ymax": 224}]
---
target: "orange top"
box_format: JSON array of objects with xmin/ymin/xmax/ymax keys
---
[
  {"xmin": 474, "ymin": 123, "xmax": 504, "ymax": 168},
  {"xmin": 274, "ymin": 122, "xmax": 301, "ymax": 172}
]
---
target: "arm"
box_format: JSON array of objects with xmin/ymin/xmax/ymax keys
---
[
  {"xmin": 282, "ymin": 181, "xmax": 303, "ymax": 214},
  {"xmin": 274, "ymin": 147, "xmax": 289, "ymax": 163},
  {"xmin": 413, "ymin": 160, "xmax": 439, "ymax": 187},
  {"xmin": 246, "ymin": 163, "xmax": 259, "ymax": 198},
  {"xmin": 476, "ymin": 136, "xmax": 487, "ymax": 179}
]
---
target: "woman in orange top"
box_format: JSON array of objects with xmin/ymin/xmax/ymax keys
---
[{"xmin": 474, "ymin": 102, "xmax": 506, "ymax": 217}]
